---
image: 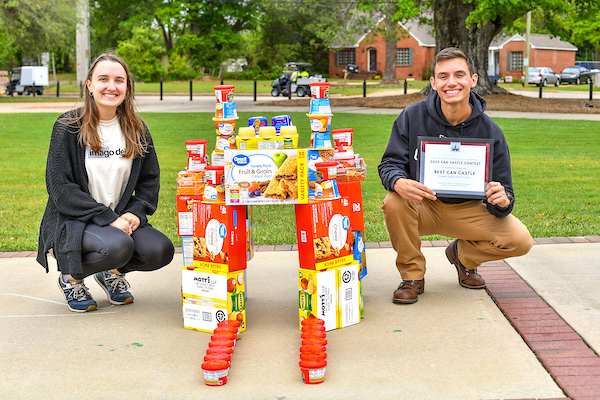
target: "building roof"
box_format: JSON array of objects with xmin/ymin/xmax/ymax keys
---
[
  {"xmin": 400, "ymin": 18, "xmax": 435, "ymax": 47},
  {"xmin": 490, "ymin": 33, "xmax": 577, "ymax": 51}
]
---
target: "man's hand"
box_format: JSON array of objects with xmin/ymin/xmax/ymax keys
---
[
  {"xmin": 120, "ymin": 212, "xmax": 141, "ymax": 232},
  {"xmin": 485, "ymin": 182, "xmax": 510, "ymax": 208},
  {"xmin": 110, "ymin": 216, "xmax": 133, "ymax": 235},
  {"xmin": 394, "ymin": 178, "xmax": 437, "ymax": 202}
]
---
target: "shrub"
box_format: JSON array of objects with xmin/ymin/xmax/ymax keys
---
[{"xmin": 116, "ymin": 26, "xmax": 167, "ymax": 82}]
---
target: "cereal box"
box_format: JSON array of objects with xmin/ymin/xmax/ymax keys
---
[
  {"xmin": 298, "ymin": 267, "xmax": 337, "ymax": 331},
  {"xmin": 182, "ymin": 267, "xmax": 246, "ymax": 333},
  {"xmin": 337, "ymin": 181, "xmax": 364, "ymax": 231},
  {"xmin": 337, "ymin": 262, "xmax": 360, "ymax": 328},
  {"xmin": 352, "ymin": 231, "xmax": 367, "ymax": 279},
  {"xmin": 224, "ymin": 149, "xmax": 309, "ymax": 205},
  {"xmin": 294, "ymin": 197, "xmax": 353, "ymax": 270},
  {"xmin": 192, "ymin": 202, "xmax": 247, "ymax": 273}
]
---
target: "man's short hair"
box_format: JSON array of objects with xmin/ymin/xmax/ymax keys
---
[{"xmin": 431, "ymin": 47, "xmax": 476, "ymax": 77}]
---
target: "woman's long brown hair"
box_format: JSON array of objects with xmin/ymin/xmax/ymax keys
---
[{"xmin": 77, "ymin": 52, "xmax": 147, "ymax": 158}]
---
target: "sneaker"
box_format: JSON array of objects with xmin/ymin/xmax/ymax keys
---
[
  {"xmin": 58, "ymin": 276, "xmax": 97, "ymax": 313},
  {"xmin": 94, "ymin": 271, "xmax": 134, "ymax": 305}
]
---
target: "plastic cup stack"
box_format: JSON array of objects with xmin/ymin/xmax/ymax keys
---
[
  {"xmin": 212, "ymin": 85, "xmax": 239, "ymax": 165},
  {"xmin": 201, "ymin": 319, "xmax": 241, "ymax": 386},
  {"xmin": 299, "ymin": 318, "xmax": 327, "ymax": 384}
]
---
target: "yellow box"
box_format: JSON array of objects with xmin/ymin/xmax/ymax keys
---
[
  {"xmin": 182, "ymin": 266, "xmax": 246, "ymax": 332},
  {"xmin": 298, "ymin": 267, "xmax": 337, "ymax": 331}
]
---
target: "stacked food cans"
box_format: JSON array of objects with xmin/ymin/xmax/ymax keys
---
[
  {"xmin": 212, "ymin": 85, "xmax": 239, "ymax": 166},
  {"xmin": 299, "ymin": 317, "xmax": 327, "ymax": 384},
  {"xmin": 306, "ymin": 82, "xmax": 333, "ymax": 149},
  {"xmin": 201, "ymin": 319, "xmax": 242, "ymax": 386}
]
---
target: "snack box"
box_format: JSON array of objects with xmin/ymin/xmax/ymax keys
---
[
  {"xmin": 337, "ymin": 262, "xmax": 360, "ymax": 328},
  {"xmin": 192, "ymin": 203, "xmax": 247, "ymax": 273},
  {"xmin": 182, "ymin": 295, "xmax": 246, "ymax": 333},
  {"xmin": 224, "ymin": 149, "xmax": 309, "ymax": 205},
  {"xmin": 181, "ymin": 236, "xmax": 194, "ymax": 266},
  {"xmin": 298, "ymin": 267, "xmax": 337, "ymax": 331},
  {"xmin": 246, "ymin": 205, "xmax": 254, "ymax": 262},
  {"xmin": 177, "ymin": 170, "xmax": 205, "ymax": 195},
  {"xmin": 352, "ymin": 231, "xmax": 367, "ymax": 280},
  {"xmin": 337, "ymin": 181, "xmax": 364, "ymax": 231},
  {"xmin": 176, "ymin": 194, "xmax": 203, "ymax": 236},
  {"xmin": 294, "ymin": 197, "xmax": 353, "ymax": 270}
]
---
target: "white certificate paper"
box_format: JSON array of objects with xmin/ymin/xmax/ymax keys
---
[{"xmin": 418, "ymin": 138, "xmax": 493, "ymax": 199}]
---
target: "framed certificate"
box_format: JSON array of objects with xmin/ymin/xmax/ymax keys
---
[{"xmin": 416, "ymin": 137, "xmax": 493, "ymax": 199}]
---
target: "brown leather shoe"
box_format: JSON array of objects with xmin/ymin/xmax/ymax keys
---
[
  {"xmin": 393, "ymin": 279, "xmax": 424, "ymax": 304},
  {"xmin": 446, "ymin": 240, "xmax": 486, "ymax": 289}
]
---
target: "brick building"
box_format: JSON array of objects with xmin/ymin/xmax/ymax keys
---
[{"xmin": 330, "ymin": 18, "xmax": 577, "ymax": 83}]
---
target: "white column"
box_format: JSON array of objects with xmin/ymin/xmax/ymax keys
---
[{"xmin": 76, "ymin": 0, "xmax": 90, "ymax": 90}]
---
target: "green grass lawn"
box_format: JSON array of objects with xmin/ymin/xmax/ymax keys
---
[{"xmin": 1, "ymin": 112, "xmax": 599, "ymax": 252}]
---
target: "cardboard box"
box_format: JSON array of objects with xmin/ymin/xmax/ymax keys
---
[
  {"xmin": 181, "ymin": 236, "xmax": 193, "ymax": 266},
  {"xmin": 298, "ymin": 267, "xmax": 337, "ymax": 331},
  {"xmin": 176, "ymin": 194, "xmax": 203, "ymax": 236},
  {"xmin": 192, "ymin": 202, "xmax": 247, "ymax": 273},
  {"xmin": 182, "ymin": 267, "xmax": 246, "ymax": 333},
  {"xmin": 337, "ymin": 262, "xmax": 360, "ymax": 328},
  {"xmin": 245, "ymin": 205, "xmax": 254, "ymax": 261},
  {"xmin": 224, "ymin": 149, "xmax": 308, "ymax": 205},
  {"xmin": 337, "ymin": 181, "xmax": 364, "ymax": 231},
  {"xmin": 352, "ymin": 231, "xmax": 367, "ymax": 279},
  {"xmin": 294, "ymin": 197, "xmax": 353, "ymax": 270}
]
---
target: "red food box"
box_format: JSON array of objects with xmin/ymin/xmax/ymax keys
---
[
  {"xmin": 176, "ymin": 194, "xmax": 203, "ymax": 237},
  {"xmin": 295, "ymin": 197, "xmax": 353, "ymax": 270},
  {"xmin": 192, "ymin": 203, "xmax": 247, "ymax": 273},
  {"xmin": 336, "ymin": 181, "xmax": 364, "ymax": 231}
]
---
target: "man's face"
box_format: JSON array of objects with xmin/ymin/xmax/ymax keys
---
[{"xmin": 430, "ymin": 57, "xmax": 478, "ymax": 106}]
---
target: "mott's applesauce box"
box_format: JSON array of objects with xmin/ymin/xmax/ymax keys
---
[
  {"xmin": 337, "ymin": 262, "xmax": 361, "ymax": 328},
  {"xmin": 224, "ymin": 149, "xmax": 309, "ymax": 205},
  {"xmin": 298, "ymin": 268, "xmax": 337, "ymax": 331},
  {"xmin": 294, "ymin": 197, "xmax": 353, "ymax": 270},
  {"xmin": 182, "ymin": 267, "xmax": 246, "ymax": 333},
  {"xmin": 192, "ymin": 203, "xmax": 247, "ymax": 273}
]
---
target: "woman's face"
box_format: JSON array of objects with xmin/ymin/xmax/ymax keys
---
[{"xmin": 86, "ymin": 60, "xmax": 128, "ymax": 119}]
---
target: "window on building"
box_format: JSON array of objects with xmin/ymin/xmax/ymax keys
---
[
  {"xmin": 335, "ymin": 49, "xmax": 356, "ymax": 66},
  {"xmin": 507, "ymin": 51, "xmax": 523, "ymax": 71},
  {"xmin": 396, "ymin": 48, "xmax": 413, "ymax": 66}
]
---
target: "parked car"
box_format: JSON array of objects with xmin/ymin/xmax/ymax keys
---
[
  {"xmin": 559, "ymin": 66, "xmax": 593, "ymax": 85},
  {"xmin": 521, "ymin": 67, "xmax": 560, "ymax": 86}
]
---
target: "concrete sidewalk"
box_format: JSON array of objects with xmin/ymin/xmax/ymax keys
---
[{"xmin": 1, "ymin": 241, "xmax": 599, "ymax": 399}]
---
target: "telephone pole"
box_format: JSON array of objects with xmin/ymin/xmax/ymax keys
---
[{"xmin": 524, "ymin": 11, "xmax": 531, "ymax": 87}]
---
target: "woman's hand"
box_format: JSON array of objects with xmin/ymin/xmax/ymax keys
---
[
  {"xmin": 120, "ymin": 212, "xmax": 140, "ymax": 232},
  {"xmin": 110, "ymin": 216, "xmax": 133, "ymax": 235}
]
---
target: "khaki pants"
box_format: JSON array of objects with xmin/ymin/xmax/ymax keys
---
[{"xmin": 382, "ymin": 191, "xmax": 532, "ymax": 280}]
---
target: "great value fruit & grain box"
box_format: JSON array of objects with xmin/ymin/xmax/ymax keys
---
[
  {"xmin": 182, "ymin": 267, "xmax": 246, "ymax": 333},
  {"xmin": 294, "ymin": 197, "xmax": 353, "ymax": 270},
  {"xmin": 223, "ymin": 149, "xmax": 309, "ymax": 205},
  {"xmin": 192, "ymin": 202, "xmax": 247, "ymax": 273},
  {"xmin": 298, "ymin": 267, "xmax": 337, "ymax": 331}
]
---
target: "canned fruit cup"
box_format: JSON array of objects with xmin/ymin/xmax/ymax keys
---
[
  {"xmin": 204, "ymin": 352, "xmax": 232, "ymax": 362},
  {"xmin": 300, "ymin": 351, "xmax": 327, "ymax": 361},
  {"xmin": 213, "ymin": 117, "xmax": 238, "ymax": 136},
  {"xmin": 215, "ymin": 134, "xmax": 236, "ymax": 154},
  {"xmin": 310, "ymin": 98, "xmax": 331, "ymax": 114},
  {"xmin": 301, "ymin": 330, "xmax": 327, "ymax": 340},
  {"xmin": 310, "ymin": 131, "xmax": 333, "ymax": 149},
  {"xmin": 214, "ymin": 326, "xmax": 239, "ymax": 336},
  {"xmin": 218, "ymin": 319, "xmax": 242, "ymax": 329},
  {"xmin": 208, "ymin": 339, "xmax": 235, "ymax": 348},
  {"xmin": 299, "ymin": 359, "xmax": 327, "ymax": 384},
  {"xmin": 259, "ymin": 126, "xmax": 277, "ymax": 139},
  {"xmin": 314, "ymin": 161, "xmax": 338, "ymax": 181},
  {"xmin": 307, "ymin": 114, "xmax": 333, "ymax": 133},
  {"xmin": 300, "ymin": 344, "xmax": 326, "ymax": 354},
  {"xmin": 331, "ymin": 128, "xmax": 353, "ymax": 150},
  {"xmin": 202, "ymin": 360, "xmax": 230, "ymax": 386},
  {"xmin": 206, "ymin": 346, "xmax": 234, "ymax": 356},
  {"xmin": 248, "ymin": 116, "xmax": 268, "ymax": 134},
  {"xmin": 309, "ymin": 82, "xmax": 331, "ymax": 99},
  {"xmin": 211, "ymin": 331, "xmax": 237, "ymax": 343},
  {"xmin": 301, "ymin": 317, "xmax": 325, "ymax": 327},
  {"xmin": 214, "ymin": 85, "xmax": 235, "ymax": 102},
  {"xmin": 215, "ymin": 102, "xmax": 238, "ymax": 119},
  {"xmin": 302, "ymin": 337, "xmax": 328, "ymax": 346},
  {"xmin": 237, "ymin": 127, "xmax": 255, "ymax": 139}
]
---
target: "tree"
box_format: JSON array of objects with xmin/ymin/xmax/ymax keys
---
[
  {"xmin": 0, "ymin": 0, "xmax": 76, "ymax": 68},
  {"xmin": 421, "ymin": 0, "xmax": 570, "ymax": 95}
]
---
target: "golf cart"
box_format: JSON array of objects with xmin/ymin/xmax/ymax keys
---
[
  {"xmin": 5, "ymin": 66, "xmax": 48, "ymax": 96},
  {"xmin": 271, "ymin": 62, "xmax": 327, "ymax": 97}
]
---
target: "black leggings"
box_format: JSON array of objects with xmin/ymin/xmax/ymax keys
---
[{"xmin": 70, "ymin": 223, "xmax": 175, "ymax": 280}]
